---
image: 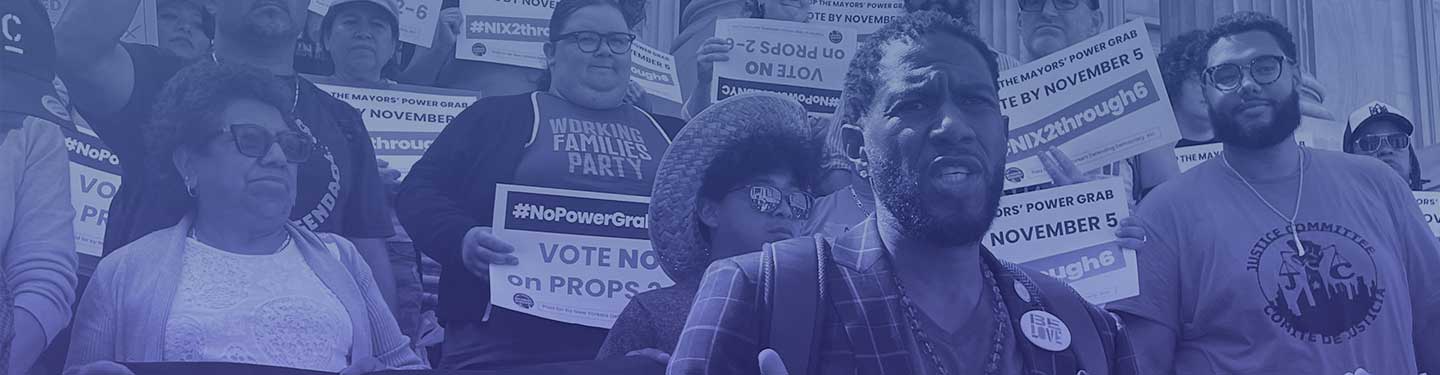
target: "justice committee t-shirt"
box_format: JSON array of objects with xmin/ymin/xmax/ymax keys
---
[
  {"xmin": 89, "ymin": 43, "xmax": 393, "ymax": 254},
  {"xmin": 1108, "ymin": 148, "xmax": 1440, "ymax": 374}
]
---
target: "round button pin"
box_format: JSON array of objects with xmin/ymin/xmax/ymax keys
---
[
  {"xmin": 1014, "ymin": 280, "xmax": 1031, "ymax": 303},
  {"xmin": 1020, "ymin": 310, "xmax": 1071, "ymax": 352}
]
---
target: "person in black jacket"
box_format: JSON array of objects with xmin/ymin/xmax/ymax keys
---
[{"xmin": 396, "ymin": 0, "xmax": 684, "ymax": 370}]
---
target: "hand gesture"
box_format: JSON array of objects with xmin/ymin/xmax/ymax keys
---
[
  {"xmin": 432, "ymin": 7, "xmax": 463, "ymax": 51},
  {"xmin": 1038, "ymin": 147, "xmax": 1094, "ymax": 186},
  {"xmin": 1113, "ymin": 217, "xmax": 1148, "ymax": 250},
  {"xmin": 462, "ymin": 226, "xmax": 518, "ymax": 280},
  {"xmin": 696, "ymin": 37, "xmax": 734, "ymax": 81}
]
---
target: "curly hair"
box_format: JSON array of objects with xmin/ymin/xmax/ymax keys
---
[
  {"xmin": 144, "ymin": 61, "xmax": 293, "ymax": 180},
  {"xmin": 838, "ymin": 10, "xmax": 998, "ymax": 127},
  {"xmin": 1197, "ymin": 11, "xmax": 1298, "ymax": 71},
  {"xmin": 699, "ymin": 131, "xmax": 821, "ymax": 203},
  {"xmin": 1159, "ymin": 30, "xmax": 1206, "ymax": 104}
]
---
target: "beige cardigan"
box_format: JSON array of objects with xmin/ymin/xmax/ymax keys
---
[{"xmin": 65, "ymin": 215, "xmax": 426, "ymax": 370}]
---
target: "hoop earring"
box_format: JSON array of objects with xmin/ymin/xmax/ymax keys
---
[{"xmin": 184, "ymin": 178, "xmax": 197, "ymax": 197}]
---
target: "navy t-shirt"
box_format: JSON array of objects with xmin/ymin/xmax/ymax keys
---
[{"xmin": 89, "ymin": 43, "xmax": 393, "ymax": 254}]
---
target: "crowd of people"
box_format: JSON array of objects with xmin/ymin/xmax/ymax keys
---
[{"xmin": 0, "ymin": 0, "xmax": 1437, "ymax": 374}]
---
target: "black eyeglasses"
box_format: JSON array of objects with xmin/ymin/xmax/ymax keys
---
[
  {"xmin": 1019, "ymin": 0, "xmax": 1085, "ymax": 12},
  {"xmin": 553, "ymin": 31, "xmax": 637, "ymax": 54},
  {"xmin": 1353, "ymin": 133, "xmax": 1410, "ymax": 154},
  {"xmin": 1203, "ymin": 55, "xmax": 1291, "ymax": 92},
  {"xmin": 732, "ymin": 184, "xmax": 815, "ymax": 220},
  {"xmin": 202, "ymin": 124, "xmax": 315, "ymax": 164}
]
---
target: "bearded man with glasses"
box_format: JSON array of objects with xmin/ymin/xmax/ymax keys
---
[{"xmin": 1106, "ymin": 12, "xmax": 1440, "ymax": 375}]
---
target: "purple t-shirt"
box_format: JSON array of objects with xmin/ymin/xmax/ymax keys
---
[
  {"xmin": 513, "ymin": 92, "xmax": 669, "ymax": 196},
  {"xmin": 1109, "ymin": 148, "xmax": 1440, "ymax": 374}
]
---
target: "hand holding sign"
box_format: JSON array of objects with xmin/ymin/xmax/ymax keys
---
[
  {"xmin": 1113, "ymin": 217, "xmax": 1147, "ymax": 250},
  {"xmin": 696, "ymin": 37, "xmax": 735, "ymax": 82},
  {"xmin": 429, "ymin": 6, "xmax": 462, "ymax": 52},
  {"xmin": 463, "ymin": 226, "xmax": 519, "ymax": 280}
]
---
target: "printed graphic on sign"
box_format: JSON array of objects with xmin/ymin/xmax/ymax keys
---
[
  {"xmin": 711, "ymin": 18, "xmax": 856, "ymax": 117},
  {"xmin": 996, "ymin": 20, "xmax": 1180, "ymax": 189},
  {"xmin": 43, "ymin": 0, "xmax": 157, "ymax": 46},
  {"xmin": 1246, "ymin": 222, "xmax": 1386, "ymax": 344},
  {"xmin": 457, "ymin": 0, "xmax": 556, "ymax": 68},
  {"xmin": 491, "ymin": 184, "xmax": 673, "ymax": 328},
  {"xmin": 987, "ymin": 178, "xmax": 1138, "ymax": 304},
  {"xmin": 62, "ymin": 123, "xmax": 123, "ymax": 258},
  {"xmin": 311, "ymin": 78, "xmax": 477, "ymax": 179},
  {"xmin": 630, "ymin": 41, "xmax": 684, "ymax": 104},
  {"xmin": 1414, "ymin": 191, "xmax": 1440, "ymax": 237},
  {"xmin": 808, "ymin": 0, "xmax": 905, "ymax": 40},
  {"xmin": 1176, "ymin": 142, "xmax": 1222, "ymax": 173}
]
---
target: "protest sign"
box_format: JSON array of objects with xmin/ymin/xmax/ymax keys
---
[
  {"xmin": 309, "ymin": 77, "xmax": 478, "ymax": 179},
  {"xmin": 457, "ymin": 0, "xmax": 555, "ymax": 69},
  {"xmin": 630, "ymin": 41, "xmax": 684, "ymax": 105},
  {"xmin": 1416, "ymin": 191, "xmax": 1440, "ymax": 237},
  {"xmin": 711, "ymin": 18, "xmax": 856, "ymax": 117},
  {"xmin": 808, "ymin": 0, "xmax": 905, "ymax": 40},
  {"xmin": 987, "ymin": 178, "xmax": 1138, "ymax": 304},
  {"xmin": 42, "ymin": 0, "xmax": 157, "ymax": 46},
  {"xmin": 62, "ymin": 122, "xmax": 123, "ymax": 259},
  {"xmin": 490, "ymin": 184, "xmax": 673, "ymax": 328},
  {"xmin": 997, "ymin": 20, "xmax": 1180, "ymax": 189},
  {"xmin": 1177, "ymin": 136, "xmax": 1320, "ymax": 173}
]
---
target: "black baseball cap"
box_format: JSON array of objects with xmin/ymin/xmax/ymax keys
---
[{"xmin": 1, "ymin": 0, "xmax": 70, "ymax": 125}]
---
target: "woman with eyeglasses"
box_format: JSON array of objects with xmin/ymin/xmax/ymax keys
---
[
  {"xmin": 597, "ymin": 93, "xmax": 818, "ymax": 366},
  {"xmin": 396, "ymin": 0, "xmax": 684, "ymax": 370},
  {"xmin": 65, "ymin": 62, "xmax": 425, "ymax": 374}
]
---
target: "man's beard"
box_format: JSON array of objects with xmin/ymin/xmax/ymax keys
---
[
  {"xmin": 1210, "ymin": 90, "xmax": 1301, "ymax": 149},
  {"xmin": 869, "ymin": 153, "xmax": 1003, "ymax": 246}
]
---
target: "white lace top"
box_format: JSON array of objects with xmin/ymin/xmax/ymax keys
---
[{"xmin": 163, "ymin": 236, "xmax": 353, "ymax": 372}]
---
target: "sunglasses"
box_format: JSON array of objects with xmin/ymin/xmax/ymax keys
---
[
  {"xmin": 732, "ymin": 184, "xmax": 815, "ymax": 220},
  {"xmin": 202, "ymin": 124, "xmax": 315, "ymax": 164},
  {"xmin": 1203, "ymin": 55, "xmax": 1290, "ymax": 92},
  {"xmin": 1353, "ymin": 133, "xmax": 1410, "ymax": 154},
  {"xmin": 553, "ymin": 31, "xmax": 637, "ymax": 54},
  {"xmin": 1019, "ymin": 0, "xmax": 1085, "ymax": 12}
]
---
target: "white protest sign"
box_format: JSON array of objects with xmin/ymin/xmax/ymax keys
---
[
  {"xmin": 1416, "ymin": 191, "xmax": 1440, "ymax": 237},
  {"xmin": 398, "ymin": 0, "xmax": 444, "ymax": 47},
  {"xmin": 62, "ymin": 122, "xmax": 123, "ymax": 258},
  {"xmin": 310, "ymin": 0, "xmax": 335, "ymax": 15},
  {"xmin": 42, "ymin": 0, "xmax": 157, "ymax": 46},
  {"xmin": 987, "ymin": 178, "xmax": 1138, "ymax": 304},
  {"xmin": 1177, "ymin": 136, "xmax": 1320, "ymax": 173},
  {"xmin": 457, "ymin": 0, "xmax": 556, "ymax": 69},
  {"xmin": 996, "ymin": 20, "xmax": 1180, "ymax": 190},
  {"xmin": 808, "ymin": 0, "xmax": 905, "ymax": 40},
  {"xmin": 1175, "ymin": 142, "xmax": 1222, "ymax": 173},
  {"xmin": 491, "ymin": 184, "xmax": 673, "ymax": 328},
  {"xmin": 630, "ymin": 41, "xmax": 684, "ymax": 104},
  {"xmin": 711, "ymin": 18, "xmax": 856, "ymax": 117},
  {"xmin": 311, "ymin": 78, "xmax": 478, "ymax": 179}
]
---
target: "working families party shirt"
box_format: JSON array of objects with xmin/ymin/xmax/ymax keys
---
[
  {"xmin": 87, "ymin": 44, "xmax": 393, "ymax": 254},
  {"xmin": 1109, "ymin": 149, "xmax": 1440, "ymax": 374}
]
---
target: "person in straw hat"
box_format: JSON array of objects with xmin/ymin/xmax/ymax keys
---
[{"xmin": 597, "ymin": 92, "xmax": 821, "ymax": 364}]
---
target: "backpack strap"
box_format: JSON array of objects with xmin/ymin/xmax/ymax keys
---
[
  {"xmin": 1015, "ymin": 267, "xmax": 1113, "ymax": 375},
  {"xmin": 759, "ymin": 236, "xmax": 830, "ymax": 375}
]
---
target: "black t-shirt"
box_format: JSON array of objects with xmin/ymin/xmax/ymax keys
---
[{"xmin": 90, "ymin": 43, "xmax": 393, "ymax": 254}]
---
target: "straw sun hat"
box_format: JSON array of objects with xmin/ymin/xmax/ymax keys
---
[{"xmin": 650, "ymin": 92, "xmax": 814, "ymax": 281}]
